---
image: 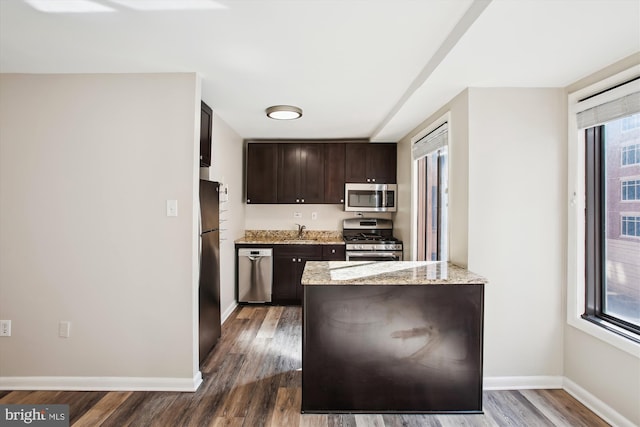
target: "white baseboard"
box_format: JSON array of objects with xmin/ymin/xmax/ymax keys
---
[
  {"xmin": 221, "ymin": 301, "xmax": 238, "ymax": 324},
  {"xmin": 483, "ymin": 375, "xmax": 564, "ymax": 390},
  {"xmin": 563, "ymin": 377, "xmax": 636, "ymax": 427},
  {"xmin": 0, "ymin": 372, "xmax": 202, "ymax": 392},
  {"xmin": 483, "ymin": 376, "xmax": 635, "ymax": 427}
]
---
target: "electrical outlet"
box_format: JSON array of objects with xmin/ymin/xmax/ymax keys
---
[
  {"xmin": 58, "ymin": 321, "xmax": 71, "ymax": 338},
  {"xmin": 311, "ymin": 212, "xmax": 318, "ymax": 220},
  {"xmin": 0, "ymin": 320, "xmax": 11, "ymax": 337}
]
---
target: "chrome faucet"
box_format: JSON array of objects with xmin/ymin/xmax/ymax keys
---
[{"xmin": 296, "ymin": 223, "xmax": 306, "ymax": 239}]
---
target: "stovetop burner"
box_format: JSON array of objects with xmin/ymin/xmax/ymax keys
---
[{"xmin": 343, "ymin": 233, "xmax": 399, "ymax": 243}]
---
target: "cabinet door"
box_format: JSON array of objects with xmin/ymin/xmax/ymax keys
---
[
  {"xmin": 273, "ymin": 245, "xmax": 322, "ymax": 304},
  {"xmin": 200, "ymin": 101, "xmax": 213, "ymax": 167},
  {"xmin": 246, "ymin": 143, "xmax": 278, "ymax": 203},
  {"xmin": 299, "ymin": 144, "xmax": 325, "ymax": 203},
  {"xmin": 273, "ymin": 255, "xmax": 298, "ymax": 302},
  {"xmin": 295, "ymin": 254, "xmax": 323, "ymax": 301},
  {"xmin": 367, "ymin": 143, "xmax": 397, "ymax": 183},
  {"xmin": 345, "ymin": 143, "xmax": 367, "ymax": 183},
  {"xmin": 324, "ymin": 144, "xmax": 346, "ymax": 204},
  {"xmin": 277, "ymin": 144, "xmax": 300, "ymax": 203}
]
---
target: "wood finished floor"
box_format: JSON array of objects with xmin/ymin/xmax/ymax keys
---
[{"xmin": 0, "ymin": 305, "xmax": 609, "ymax": 427}]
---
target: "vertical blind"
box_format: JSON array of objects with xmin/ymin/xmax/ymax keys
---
[{"xmin": 412, "ymin": 122, "xmax": 448, "ymax": 160}]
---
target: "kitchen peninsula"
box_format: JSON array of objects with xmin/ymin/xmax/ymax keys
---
[{"xmin": 301, "ymin": 261, "xmax": 487, "ymax": 414}]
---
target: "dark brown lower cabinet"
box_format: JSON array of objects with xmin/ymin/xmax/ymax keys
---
[
  {"xmin": 272, "ymin": 244, "xmax": 345, "ymax": 304},
  {"xmin": 322, "ymin": 245, "xmax": 345, "ymax": 261},
  {"xmin": 273, "ymin": 245, "xmax": 322, "ymax": 304},
  {"xmin": 302, "ymin": 284, "xmax": 484, "ymax": 413}
]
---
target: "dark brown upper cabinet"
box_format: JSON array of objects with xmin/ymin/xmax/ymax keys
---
[
  {"xmin": 200, "ymin": 101, "xmax": 213, "ymax": 167},
  {"xmin": 345, "ymin": 143, "xmax": 397, "ymax": 184},
  {"xmin": 277, "ymin": 143, "xmax": 325, "ymax": 204},
  {"xmin": 324, "ymin": 143, "xmax": 346, "ymax": 204},
  {"xmin": 246, "ymin": 143, "xmax": 278, "ymax": 204}
]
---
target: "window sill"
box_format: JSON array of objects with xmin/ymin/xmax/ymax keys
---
[
  {"xmin": 581, "ymin": 314, "xmax": 640, "ymax": 344},
  {"xmin": 568, "ymin": 314, "xmax": 640, "ymax": 359}
]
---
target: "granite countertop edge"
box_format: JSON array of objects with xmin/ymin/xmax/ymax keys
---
[
  {"xmin": 235, "ymin": 230, "xmax": 345, "ymax": 245},
  {"xmin": 301, "ymin": 261, "xmax": 487, "ymax": 286},
  {"xmin": 235, "ymin": 238, "xmax": 345, "ymax": 245}
]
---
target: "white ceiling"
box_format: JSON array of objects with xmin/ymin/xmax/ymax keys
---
[{"xmin": 1, "ymin": 0, "xmax": 639, "ymax": 141}]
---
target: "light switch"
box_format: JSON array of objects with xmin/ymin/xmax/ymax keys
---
[
  {"xmin": 167, "ymin": 200, "xmax": 178, "ymax": 217},
  {"xmin": 58, "ymin": 321, "xmax": 70, "ymax": 338}
]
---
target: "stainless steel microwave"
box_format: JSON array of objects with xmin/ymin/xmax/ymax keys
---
[{"xmin": 344, "ymin": 183, "xmax": 397, "ymax": 212}]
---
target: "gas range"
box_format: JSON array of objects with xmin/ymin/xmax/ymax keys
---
[{"xmin": 342, "ymin": 218, "xmax": 403, "ymax": 260}]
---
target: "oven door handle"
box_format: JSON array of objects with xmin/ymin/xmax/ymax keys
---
[{"xmin": 346, "ymin": 252, "xmax": 401, "ymax": 260}]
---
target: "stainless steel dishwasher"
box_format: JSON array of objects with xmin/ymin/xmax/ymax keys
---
[{"xmin": 238, "ymin": 248, "xmax": 273, "ymax": 303}]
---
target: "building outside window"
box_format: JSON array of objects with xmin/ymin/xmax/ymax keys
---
[
  {"xmin": 622, "ymin": 179, "xmax": 640, "ymax": 200},
  {"xmin": 413, "ymin": 121, "xmax": 448, "ymax": 262},
  {"xmin": 585, "ymin": 111, "xmax": 640, "ymax": 335},
  {"xmin": 621, "ymin": 143, "xmax": 639, "ymax": 165},
  {"xmin": 621, "ymin": 215, "xmax": 640, "ymax": 238},
  {"xmin": 622, "ymin": 114, "xmax": 640, "ymax": 132}
]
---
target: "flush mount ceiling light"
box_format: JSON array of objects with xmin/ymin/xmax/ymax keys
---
[{"xmin": 266, "ymin": 105, "xmax": 303, "ymax": 120}]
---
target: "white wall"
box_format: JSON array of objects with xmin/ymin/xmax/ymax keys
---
[
  {"xmin": 244, "ymin": 201, "xmax": 391, "ymax": 231},
  {"xmin": 0, "ymin": 73, "xmax": 200, "ymax": 389},
  {"xmin": 395, "ymin": 89, "xmax": 469, "ymax": 265},
  {"xmin": 396, "ymin": 87, "xmax": 565, "ymax": 382},
  {"xmin": 200, "ymin": 114, "xmax": 245, "ymax": 321},
  {"xmin": 396, "ymin": 70, "xmax": 640, "ymax": 423},
  {"xmin": 467, "ymin": 88, "xmax": 565, "ymax": 378},
  {"xmin": 563, "ymin": 54, "xmax": 640, "ymax": 427}
]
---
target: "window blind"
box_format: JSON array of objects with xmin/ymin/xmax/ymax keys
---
[
  {"xmin": 576, "ymin": 78, "xmax": 640, "ymax": 129},
  {"xmin": 412, "ymin": 122, "xmax": 448, "ymax": 160}
]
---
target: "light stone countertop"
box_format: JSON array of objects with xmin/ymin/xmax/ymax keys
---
[
  {"xmin": 235, "ymin": 230, "xmax": 345, "ymax": 245},
  {"xmin": 301, "ymin": 261, "xmax": 487, "ymax": 285}
]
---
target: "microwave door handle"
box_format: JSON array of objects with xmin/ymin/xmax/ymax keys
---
[{"xmin": 382, "ymin": 187, "xmax": 387, "ymax": 208}]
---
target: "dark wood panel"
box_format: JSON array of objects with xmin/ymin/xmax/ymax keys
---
[
  {"xmin": 345, "ymin": 142, "xmax": 397, "ymax": 184},
  {"xmin": 367, "ymin": 143, "xmax": 397, "ymax": 183},
  {"xmin": 324, "ymin": 143, "xmax": 346, "ymax": 204},
  {"xmin": 200, "ymin": 101, "xmax": 213, "ymax": 167},
  {"xmin": 0, "ymin": 306, "xmax": 610, "ymax": 427},
  {"xmin": 299, "ymin": 143, "xmax": 325, "ymax": 204},
  {"xmin": 345, "ymin": 143, "xmax": 367, "ymax": 183},
  {"xmin": 277, "ymin": 143, "xmax": 300, "ymax": 203},
  {"xmin": 246, "ymin": 143, "xmax": 278, "ymax": 204}
]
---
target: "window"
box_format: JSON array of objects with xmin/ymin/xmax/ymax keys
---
[
  {"xmin": 584, "ymin": 116, "xmax": 640, "ymax": 338},
  {"xmin": 621, "ymin": 215, "xmax": 640, "ymax": 237},
  {"xmin": 622, "ymin": 143, "xmax": 640, "ymax": 165},
  {"xmin": 413, "ymin": 122, "xmax": 448, "ymax": 262},
  {"xmin": 622, "ymin": 114, "xmax": 640, "ymax": 131},
  {"xmin": 622, "ymin": 179, "xmax": 640, "ymax": 200}
]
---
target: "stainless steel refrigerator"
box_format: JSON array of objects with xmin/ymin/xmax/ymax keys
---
[{"xmin": 198, "ymin": 179, "xmax": 221, "ymax": 365}]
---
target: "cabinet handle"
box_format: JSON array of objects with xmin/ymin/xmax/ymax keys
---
[
  {"xmin": 247, "ymin": 199, "xmax": 251, "ymax": 203},
  {"xmin": 372, "ymin": 178, "xmax": 376, "ymax": 182},
  {"xmin": 340, "ymin": 199, "xmax": 344, "ymax": 203},
  {"xmin": 367, "ymin": 178, "xmax": 370, "ymax": 182},
  {"xmin": 331, "ymin": 249, "xmax": 336, "ymax": 254},
  {"xmin": 296, "ymin": 199, "xmax": 300, "ymax": 203},
  {"xmin": 292, "ymin": 258, "xmax": 296, "ymax": 262},
  {"xmin": 298, "ymin": 258, "xmax": 302, "ymax": 262},
  {"xmin": 301, "ymin": 199, "xmax": 305, "ymax": 203}
]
